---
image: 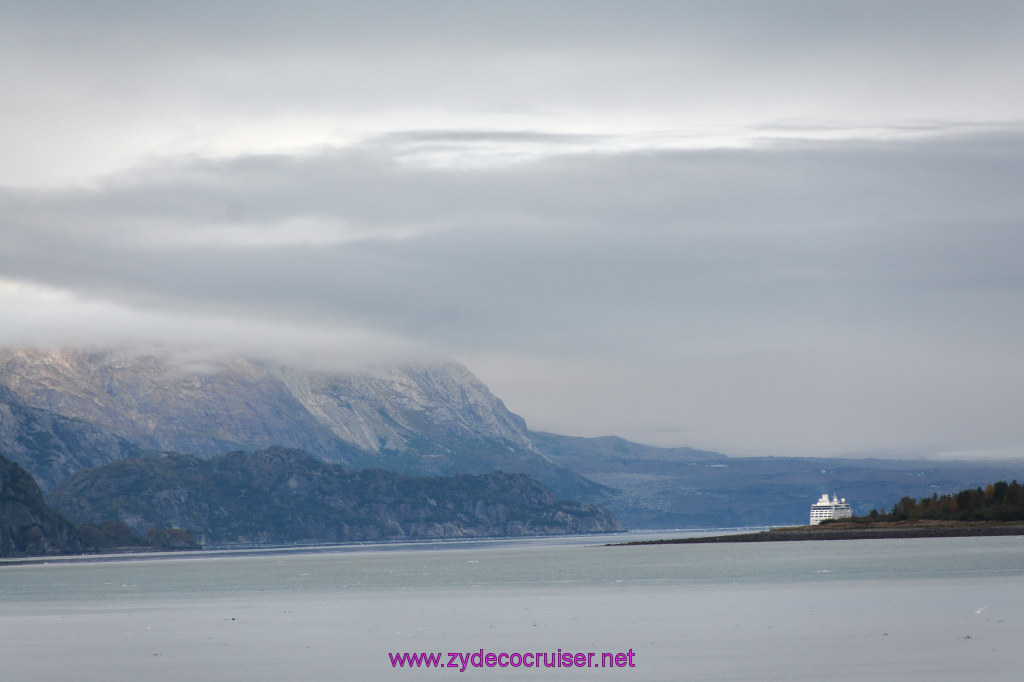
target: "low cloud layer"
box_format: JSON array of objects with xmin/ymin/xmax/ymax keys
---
[
  {"xmin": 4, "ymin": 131, "xmax": 1023, "ymax": 456},
  {"xmin": 2, "ymin": 2, "xmax": 1023, "ymax": 458}
]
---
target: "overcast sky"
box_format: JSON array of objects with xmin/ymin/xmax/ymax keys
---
[{"xmin": 2, "ymin": 1, "xmax": 1023, "ymax": 459}]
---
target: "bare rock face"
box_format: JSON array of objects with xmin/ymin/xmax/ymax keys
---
[
  {"xmin": 0, "ymin": 348, "xmax": 360, "ymax": 463},
  {"xmin": 0, "ymin": 384, "xmax": 142, "ymax": 491},
  {"xmin": 0, "ymin": 347, "xmax": 599, "ymax": 499},
  {"xmin": 272, "ymin": 361, "xmax": 534, "ymax": 456}
]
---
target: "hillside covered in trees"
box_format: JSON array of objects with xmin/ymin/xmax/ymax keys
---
[
  {"xmin": 857, "ymin": 480, "xmax": 1024, "ymax": 523},
  {"xmin": 49, "ymin": 446, "xmax": 623, "ymax": 545}
]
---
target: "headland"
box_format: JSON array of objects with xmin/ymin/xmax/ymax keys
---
[{"xmin": 613, "ymin": 520, "xmax": 1024, "ymax": 545}]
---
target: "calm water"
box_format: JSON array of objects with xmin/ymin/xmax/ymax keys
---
[{"xmin": 2, "ymin": 533, "xmax": 1023, "ymax": 680}]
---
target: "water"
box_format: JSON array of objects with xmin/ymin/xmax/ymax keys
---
[{"xmin": 2, "ymin": 533, "xmax": 1023, "ymax": 680}]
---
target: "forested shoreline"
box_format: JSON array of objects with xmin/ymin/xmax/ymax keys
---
[{"xmin": 852, "ymin": 480, "xmax": 1024, "ymax": 523}]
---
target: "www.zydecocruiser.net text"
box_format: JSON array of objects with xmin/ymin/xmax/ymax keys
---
[{"xmin": 390, "ymin": 648, "xmax": 637, "ymax": 671}]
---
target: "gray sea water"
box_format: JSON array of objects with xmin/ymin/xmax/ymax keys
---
[{"xmin": 2, "ymin": 532, "xmax": 1023, "ymax": 680}]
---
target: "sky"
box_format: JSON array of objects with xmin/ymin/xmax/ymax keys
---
[{"xmin": 2, "ymin": 1, "xmax": 1023, "ymax": 459}]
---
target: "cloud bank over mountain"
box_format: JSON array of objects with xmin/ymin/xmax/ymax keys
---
[{"xmin": 2, "ymin": 1, "xmax": 1023, "ymax": 458}]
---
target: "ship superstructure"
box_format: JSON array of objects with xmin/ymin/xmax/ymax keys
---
[{"xmin": 809, "ymin": 493, "xmax": 852, "ymax": 525}]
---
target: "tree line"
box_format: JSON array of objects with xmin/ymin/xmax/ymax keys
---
[{"xmin": 855, "ymin": 480, "xmax": 1024, "ymax": 523}]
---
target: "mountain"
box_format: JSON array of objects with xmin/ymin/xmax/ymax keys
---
[
  {"xmin": 530, "ymin": 431, "xmax": 727, "ymax": 466},
  {"xmin": 0, "ymin": 347, "xmax": 601, "ymax": 499},
  {"xmin": 0, "ymin": 384, "xmax": 144, "ymax": 491},
  {"xmin": 3, "ymin": 345, "xmax": 1019, "ymax": 531},
  {"xmin": 533, "ymin": 431, "xmax": 1024, "ymax": 528},
  {"xmin": 0, "ymin": 452, "xmax": 84, "ymax": 556},
  {"xmin": 49, "ymin": 447, "xmax": 623, "ymax": 545},
  {"xmin": 0, "ymin": 348, "xmax": 364, "ymax": 463}
]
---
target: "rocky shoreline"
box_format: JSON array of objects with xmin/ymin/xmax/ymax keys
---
[{"xmin": 614, "ymin": 523, "xmax": 1024, "ymax": 545}]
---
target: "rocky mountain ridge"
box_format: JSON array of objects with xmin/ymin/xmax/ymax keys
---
[
  {"xmin": 273, "ymin": 361, "xmax": 534, "ymax": 455},
  {"xmin": 0, "ymin": 347, "xmax": 598, "ymax": 499},
  {"xmin": 533, "ymin": 431, "xmax": 1024, "ymax": 527},
  {"xmin": 3, "ymin": 345, "xmax": 1020, "ymax": 531},
  {"xmin": 0, "ymin": 383, "xmax": 144, "ymax": 491},
  {"xmin": 49, "ymin": 447, "xmax": 623, "ymax": 545}
]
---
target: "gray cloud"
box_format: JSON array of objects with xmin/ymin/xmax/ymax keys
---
[
  {"xmin": 4, "ymin": 131, "xmax": 1023, "ymax": 358},
  {"xmin": 2, "ymin": 2, "xmax": 1023, "ymax": 458},
  {"xmin": 4, "ymin": 2, "xmax": 1024, "ymax": 184}
]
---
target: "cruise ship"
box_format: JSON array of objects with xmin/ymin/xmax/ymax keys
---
[{"xmin": 809, "ymin": 493, "xmax": 852, "ymax": 525}]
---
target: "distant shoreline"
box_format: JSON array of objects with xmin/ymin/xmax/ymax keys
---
[{"xmin": 612, "ymin": 522, "xmax": 1024, "ymax": 545}]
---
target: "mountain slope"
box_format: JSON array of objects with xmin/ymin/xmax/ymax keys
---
[
  {"xmin": 0, "ymin": 348, "xmax": 364, "ymax": 464},
  {"xmin": 534, "ymin": 432, "xmax": 1024, "ymax": 528},
  {"xmin": 49, "ymin": 447, "xmax": 623, "ymax": 545},
  {"xmin": 0, "ymin": 384, "xmax": 144, "ymax": 491},
  {"xmin": 7, "ymin": 346, "xmax": 1015, "ymax": 531},
  {"xmin": 273, "ymin": 361, "xmax": 534, "ymax": 456},
  {"xmin": 0, "ymin": 453, "xmax": 84, "ymax": 556},
  {"xmin": 0, "ymin": 347, "xmax": 599, "ymax": 498}
]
